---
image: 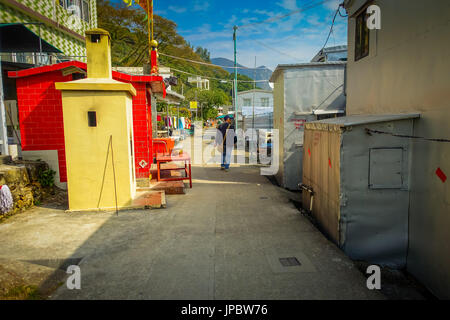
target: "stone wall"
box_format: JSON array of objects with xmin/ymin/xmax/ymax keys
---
[{"xmin": 0, "ymin": 156, "xmax": 54, "ymax": 221}]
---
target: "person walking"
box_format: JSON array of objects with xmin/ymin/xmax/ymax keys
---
[{"xmin": 215, "ymin": 115, "xmax": 236, "ymax": 172}]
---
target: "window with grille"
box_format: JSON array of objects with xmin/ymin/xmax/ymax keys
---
[
  {"xmin": 82, "ymin": 0, "xmax": 90, "ymax": 23},
  {"xmin": 62, "ymin": 0, "xmax": 89, "ymax": 22}
]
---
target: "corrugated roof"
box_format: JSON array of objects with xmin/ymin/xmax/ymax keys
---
[
  {"xmin": 238, "ymin": 89, "xmax": 273, "ymax": 95},
  {"xmin": 270, "ymin": 61, "xmax": 347, "ymax": 82},
  {"xmin": 306, "ymin": 113, "xmax": 421, "ymax": 128}
]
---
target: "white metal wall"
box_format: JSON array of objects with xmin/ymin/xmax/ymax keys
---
[
  {"xmin": 345, "ymin": 0, "xmax": 450, "ymax": 298},
  {"xmin": 282, "ymin": 65, "xmax": 346, "ymax": 190}
]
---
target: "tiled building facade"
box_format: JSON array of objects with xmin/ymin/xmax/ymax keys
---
[{"xmin": 0, "ymin": 0, "xmax": 98, "ymax": 58}]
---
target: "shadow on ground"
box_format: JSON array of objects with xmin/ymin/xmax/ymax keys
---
[{"xmin": 0, "ymin": 165, "xmax": 431, "ymax": 300}]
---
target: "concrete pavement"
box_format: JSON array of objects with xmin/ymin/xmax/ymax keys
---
[{"xmin": 0, "ymin": 162, "xmax": 384, "ymax": 299}]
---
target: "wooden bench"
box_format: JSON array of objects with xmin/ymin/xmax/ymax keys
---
[{"xmin": 156, "ymin": 153, "xmax": 192, "ymax": 189}]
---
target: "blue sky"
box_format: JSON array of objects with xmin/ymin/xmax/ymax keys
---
[{"xmin": 111, "ymin": 0, "xmax": 347, "ymax": 70}]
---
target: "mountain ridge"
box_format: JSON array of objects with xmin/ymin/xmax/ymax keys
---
[{"xmin": 211, "ymin": 57, "xmax": 273, "ymax": 91}]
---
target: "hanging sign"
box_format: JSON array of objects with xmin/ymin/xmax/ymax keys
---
[{"xmin": 190, "ymin": 101, "xmax": 198, "ymax": 109}]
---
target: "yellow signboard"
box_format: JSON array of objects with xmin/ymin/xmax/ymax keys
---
[{"xmin": 190, "ymin": 101, "xmax": 198, "ymax": 109}]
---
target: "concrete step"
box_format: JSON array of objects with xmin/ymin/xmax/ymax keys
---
[
  {"xmin": 136, "ymin": 162, "xmax": 188, "ymax": 195},
  {"xmin": 149, "ymin": 180, "xmax": 185, "ymax": 195},
  {"xmin": 131, "ymin": 190, "xmax": 166, "ymax": 209}
]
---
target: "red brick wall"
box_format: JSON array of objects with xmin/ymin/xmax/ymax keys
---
[
  {"xmin": 16, "ymin": 72, "xmax": 154, "ymax": 182},
  {"xmin": 16, "ymin": 71, "xmax": 71, "ymax": 182},
  {"xmin": 126, "ymin": 82, "xmax": 153, "ymax": 179}
]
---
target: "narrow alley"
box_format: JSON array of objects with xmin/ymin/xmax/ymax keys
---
[
  {"xmin": 1, "ymin": 0, "xmax": 447, "ymax": 305},
  {"xmin": 0, "ymin": 161, "xmax": 382, "ymax": 300}
]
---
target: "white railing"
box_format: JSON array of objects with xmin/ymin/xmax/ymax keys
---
[{"xmin": 0, "ymin": 52, "xmax": 85, "ymax": 66}]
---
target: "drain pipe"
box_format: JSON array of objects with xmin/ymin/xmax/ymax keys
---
[{"xmin": 299, "ymin": 183, "xmax": 314, "ymax": 213}]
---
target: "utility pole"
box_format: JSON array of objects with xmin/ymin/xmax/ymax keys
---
[
  {"xmin": 252, "ymin": 56, "xmax": 256, "ymax": 143},
  {"xmin": 195, "ymin": 89, "xmax": 198, "ymax": 120},
  {"xmin": 233, "ymin": 25, "xmax": 238, "ymax": 130},
  {"xmin": 166, "ymin": 103, "xmax": 169, "ymax": 136}
]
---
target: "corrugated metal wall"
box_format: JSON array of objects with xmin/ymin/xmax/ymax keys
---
[{"xmin": 302, "ymin": 124, "xmax": 341, "ymax": 243}]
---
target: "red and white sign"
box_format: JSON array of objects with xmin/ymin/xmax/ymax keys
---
[{"xmin": 293, "ymin": 119, "xmax": 306, "ymax": 130}]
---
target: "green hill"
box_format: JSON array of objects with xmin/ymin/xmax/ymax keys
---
[{"xmin": 97, "ymin": 0, "xmax": 255, "ymax": 99}]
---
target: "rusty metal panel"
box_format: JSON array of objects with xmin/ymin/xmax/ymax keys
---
[
  {"xmin": 303, "ymin": 125, "xmax": 341, "ymax": 243},
  {"xmin": 303, "ymin": 116, "xmax": 415, "ymax": 268},
  {"xmin": 369, "ymin": 148, "xmax": 404, "ymax": 189}
]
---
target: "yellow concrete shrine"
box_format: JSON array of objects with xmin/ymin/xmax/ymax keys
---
[{"xmin": 56, "ymin": 29, "xmax": 137, "ymax": 211}]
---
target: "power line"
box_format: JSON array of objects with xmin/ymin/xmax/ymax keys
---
[
  {"xmin": 338, "ymin": 5, "xmax": 348, "ymax": 17},
  {"xmin": 320, "ymin": 2, "xmax": 344, "ymax": 53},
  {"xmin": 169, "ymin": 67, "xmax": 269, "ymax": 83},
  {"xmin": 238, "ymin": 0, "xmax": 332, "ymax": 29},
  {"xmin": 159, "ymin": 52, "xmax": 261, "ymax": 70},
  {"xmin": 365, "ymin": 129, "xmax": 450, "ymax": 143},
  {"xmin": 253, "ymin": 39, "xmax": 305, "ymax": 62},
  {"xmin": 269, "ymin": 16, "xmax": 338, "ymax": 45}
]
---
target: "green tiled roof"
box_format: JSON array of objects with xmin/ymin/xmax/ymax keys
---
[{"xmin": 0, "ymin": 0, "xmax": 98, "ymax": 60}]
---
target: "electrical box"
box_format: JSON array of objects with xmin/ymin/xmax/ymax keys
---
[{"xmin": 302, "ymin": 114, "xmax": 420, "ymax": 268}]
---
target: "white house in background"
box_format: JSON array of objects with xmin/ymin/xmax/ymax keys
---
[
  {"xmin": 113, "ymin": 66, "xmax": 185, "ymax": 139},
  {"xmin": 188, "ymin": 76, "xmax": 209, "ymax": 90},
  {"xmin": 343, "ymin": 0, "xmax": 450, "ymax": 299},
  {"xmin": 311, "ymin": 45, "xmax": 348, "ymax": 62},
  {"xmin": 237, "ymin": 89, "xmax": 273, "ymax": 116},
  {"xmin": 237, "ymin": 89, "xmax": 274, "ymax": 131},
  {"xmin": 270, "ymin": 62, "xmax": 346, "ymax": 190},
  {"xmin": 113, "ymin": 66, "xmax": 184, "ymax": 103},
  {"xmin": 217, "ymin": 105, "xmax": 234, "ymax": 116}
]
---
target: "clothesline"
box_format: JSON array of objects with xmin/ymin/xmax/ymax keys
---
[{"xmin": 157, "ymin": 115, "xmax": 192, "ymax": 130}]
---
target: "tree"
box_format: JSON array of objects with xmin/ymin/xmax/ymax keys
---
[
  {"xmin": 205, "ymin": 107, "xmax": 219, "ymax": 120},
  {"xmin": 156, "ymin": 101, "xmax": 168, "ymax": 113},
  {"xmin": 97, "ymin": 1, "xmax": 257, "ymax": 114},
  {"xmin": 195, "ymin": 47, "xmax": 211, "ymax": 62},
  {"xmin": 184, "ymin": 88, "xmax": 230, "ymax": 120}
]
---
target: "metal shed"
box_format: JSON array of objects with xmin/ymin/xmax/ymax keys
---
[
  {"xmin": 302, "ymin": 114, "xmax": 420, "ymax": 268},
  {"xmin": 270, "ymin": 62, "xmax": 346, "ymax": 190}
]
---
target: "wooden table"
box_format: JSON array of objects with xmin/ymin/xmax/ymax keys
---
[{"xmin": 156, "ymin": 153, "xmax": 192, "ymax": 188}]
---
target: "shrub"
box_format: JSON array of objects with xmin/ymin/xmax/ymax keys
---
[{"xmin": 37, "ymin": 168, "xmax": 56, "ymax": 187}]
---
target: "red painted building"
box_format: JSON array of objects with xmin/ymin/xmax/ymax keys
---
[{"xmin": 8, "ymin": 61, "xmax": 166, "ymax": 184}]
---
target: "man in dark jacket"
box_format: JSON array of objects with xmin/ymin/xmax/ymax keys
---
[{"xmin": 215, "ymin": 115, "xmax": 236, "ymax": 171}]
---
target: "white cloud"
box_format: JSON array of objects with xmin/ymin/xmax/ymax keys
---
[
  {"xmin": 168, "ymin": 6, "xmax": 187, "ymax": 14},
  {"xmin": 307, "ymin": 14, "xmax": 322, "ymax": 26},
  {"xmin": 193, "ymin": 1, "xmax": 210, "ymax": 12},
  {"xmin": 183, "ymin": 27, "xmax": 231, "ymax": 42},
  {"xmin": 220, "ymin": 14, "xmax": 238, "ymax": 29},
  {"xmin": 323, "ymin": 0, "xmax": 341, "ymax": 11},
  {"xmin": 276, "ymin": 0, "xmax": 300, "ymax": 11},
  {"xmin": 175, "ymin": 0, "xmax": 348, "ymax": 71},
  {"xmin": 253, "ymin": 9, "xmax": 274, "ymax": 17},
  {"xmin": 206, "ymin": 36, "xmax": 325, "ymax": 70}
]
